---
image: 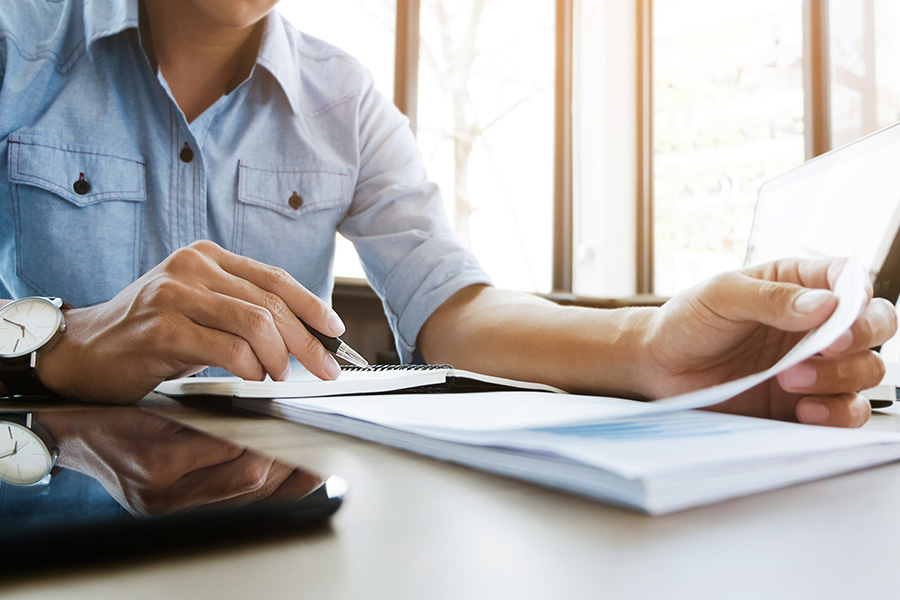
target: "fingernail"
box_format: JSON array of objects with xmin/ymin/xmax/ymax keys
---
[
  {"xmin": 797, "ymin": 400, "xmax": 830, "ymax": 425},
  {"xmin": 783, "ymin": 363, "xmax": 817, "ymax": 389},
  {"xmin": 794, "ymin": 290, "xmax": 833, "ymax": 314},
  {"xmin": 324, "ymin": 355, "xmax": 341, "ymax": 379},
  {"xmin": 327, "ymin": 311, "xmax": 345, "ymax": 336},
  {"xmin": 829, "ymin": 330, "xmax": 853, "ymax": 353}
]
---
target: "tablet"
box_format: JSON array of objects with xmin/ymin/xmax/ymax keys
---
[
  {"xmin": 746, "ymin": 120, "xmax": 900, "ymax": 304},
  {"xmin": 0, "ymin": 407, "xmax": 346, "ymax": 573}
]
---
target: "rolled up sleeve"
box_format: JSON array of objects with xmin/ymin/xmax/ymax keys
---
[{"xmin": 338, "ymin": 76, "xmax": 491, "ymax": 363}]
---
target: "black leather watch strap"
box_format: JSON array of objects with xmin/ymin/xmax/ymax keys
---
[{"xmin": 0, "ymin": 356, "xmax": 53, "ymax": 398}]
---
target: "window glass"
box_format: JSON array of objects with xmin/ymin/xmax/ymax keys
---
[
  {"xmin": 277, "ymin": 1, "xmax": 396, "ymax": 280},
  {"xmin": 829, "ymin": 0, "xmax": 900, "ymax": 148},
  {"xmin": 416, "ymin": 0, "xmax": 555, "ymax": 293},
  {"xmin": 652, "ymin": 0, "xmax": 805, "ymax": 295}
]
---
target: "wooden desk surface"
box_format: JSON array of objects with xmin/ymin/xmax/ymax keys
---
[{"xmin": 5, "ymin": 395, "xmax": 900, "ymax": 600}]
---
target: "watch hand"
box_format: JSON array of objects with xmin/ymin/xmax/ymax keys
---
[
  {"xmin": 0, "ymin": 442, "xmax": 18, "ymax": 460},
  {"xmin": 2, "ymin": 318, "xmax": 25, "ymax": 337}
]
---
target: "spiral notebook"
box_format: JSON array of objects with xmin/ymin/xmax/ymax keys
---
[{"xmin": 154, "ymin": 365, "xmax": 564, "ymax": 399}]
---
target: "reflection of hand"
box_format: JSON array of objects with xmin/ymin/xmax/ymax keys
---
[
  {"xmin": 645, "ymin": 258, "xmax": 897, "ymax": 427},
  {"xmin": 35, "ymin": 240, "xmax": 346, "ymax": 404},
  {"xmin": 37, "ymin": 409, "xmax": 322, "ymax": 517}
]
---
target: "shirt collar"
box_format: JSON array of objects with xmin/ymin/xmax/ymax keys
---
[
  {"xmin": 83, "ymin": 0, "xmax": 140, "ymax": 60},
  {"xmin": 83, "ymin": 2, "xmax": 302, "ymax": 116},
  {"xmin": 255, "ymin": 12, "xmax": 303, "ymax": 116}
]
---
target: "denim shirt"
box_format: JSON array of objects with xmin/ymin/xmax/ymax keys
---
[{"xmin": 0, "ymin": 0, "xmax": 490, "ymax": 363}]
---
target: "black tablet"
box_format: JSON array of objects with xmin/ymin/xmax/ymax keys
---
[{"xmin": 0, "ymin": 406, "xmax": 346, "ymax": 572}]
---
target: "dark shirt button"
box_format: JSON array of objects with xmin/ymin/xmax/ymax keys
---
[
  {"xmin": 179, "ymin": 144, "xmax": 194, "ymax": 163},
  {"xmin": 73, "ymin": 178, "xmax": 90, "ymax": 195},
  {"xmin": 289, "ymin": 192, "xmax": 303, "ymax": 210}
]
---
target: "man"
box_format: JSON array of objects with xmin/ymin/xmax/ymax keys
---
[{"xmin": 0, "ymin": 0, "xmax": 894, "ymax": 428}]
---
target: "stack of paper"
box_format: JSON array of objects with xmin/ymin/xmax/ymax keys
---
[{"xmin": 235, "ymin": 391, "xmax": 900, "ymax": 514}]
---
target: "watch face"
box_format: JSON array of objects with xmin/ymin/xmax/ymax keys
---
[
  {"xmin": 0, "ymin": 422, "xmax": 53, "ymax": 485},
  {"xmin": 0, "ymin": 298, "xmax": 62, "ymax": 358}
]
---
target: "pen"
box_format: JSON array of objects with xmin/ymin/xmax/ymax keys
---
[{"xmin": 302, "ymin": 320, "xmax": 373, "ymax": 371}]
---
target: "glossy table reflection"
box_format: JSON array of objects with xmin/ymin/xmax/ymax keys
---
[
  {"xmin": 0, "ymin": 403, "xmax": 344, "ymax": 570},
  {"xmin": 6, "ymin": 394, "xmax": 900, "ymax": 599}
]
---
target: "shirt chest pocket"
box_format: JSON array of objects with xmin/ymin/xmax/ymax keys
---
[
  {"xmin": 8, "ymin": 134, "xmax": 146, "ymax": 307},
  {"xmin": 233, "ymin": 161, "xmax": 351, "ymax": 294}
]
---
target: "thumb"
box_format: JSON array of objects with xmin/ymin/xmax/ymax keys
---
[{"xmin": 701, "ymin": 273, "xmax": 838, "ymax": 332}]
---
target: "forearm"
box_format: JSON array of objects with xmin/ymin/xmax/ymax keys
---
[{"xmin": 418, "ymin": 285, "xmax": 658, "ymax": 398}]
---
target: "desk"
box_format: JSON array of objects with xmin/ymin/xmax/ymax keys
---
[{"xmin": 4, "ymin": 394, "xmax": 900, "ymax": 600}]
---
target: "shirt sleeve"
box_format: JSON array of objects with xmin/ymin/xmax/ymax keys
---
[{"xmin": 338, "ymin": 74, "xmax": 492, "ymax": 364}]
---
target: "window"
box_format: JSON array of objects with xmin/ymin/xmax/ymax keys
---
[
  {"xmin": 651, "ymin": 0, "xmax": 805, "ymax": 295},
  {"xmin": 829, "ymin": 0, "xmax": 900, "ymax": 147},
  {"xmin": 283, "ymin": 1, "xmax": 892, "ymax": 301},
  {"xmin": 416, "ymin": 0, "xmax": 556, "ymax": 292}
]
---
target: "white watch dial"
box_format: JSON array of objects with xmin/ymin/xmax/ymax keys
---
[
  {"xmin": 0, "ymin": 422, "xmax": 53, "ymax": 485},
  {"xmin": 0, "ymin": 298, "xmax": 62, "ymax": 358}
]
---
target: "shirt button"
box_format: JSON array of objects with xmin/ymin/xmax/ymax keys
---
[
  {"xmin": 179, "ymin": 143, "xmax": 194, "ymax": 163},
  {"xmin": 73, "ymin": 174, "xmax": 90, "ymax": 195},
  {"xmin": 289, "ymin": 192, "xmax": 303, "ymax": 210}
]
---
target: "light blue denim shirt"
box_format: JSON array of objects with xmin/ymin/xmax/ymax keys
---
[{"xmin": 0, "ymin": 0, "xmax": 490, "ymax": 363}]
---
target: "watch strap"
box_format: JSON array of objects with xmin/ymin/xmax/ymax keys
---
[{"xmin": 0, "ymin": 355, "xmax": 53, "ymax": 398}]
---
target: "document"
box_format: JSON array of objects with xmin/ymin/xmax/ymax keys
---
[{"xmin": 236, "ymin": 391, "xmax": 900, "ymax": 514}]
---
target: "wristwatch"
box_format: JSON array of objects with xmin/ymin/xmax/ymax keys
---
[
  {"xmin": 0, "ymin": 412, "xmax": 58, "ymax": 485},
  {"xmin": 0, "ymin": 297, "xmax": 67, "ymax": 398}
]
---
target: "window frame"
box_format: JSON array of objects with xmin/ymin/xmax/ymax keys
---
[{"xmin": 386, "ymin": 0, "xmax": 834, "ymax": 302}]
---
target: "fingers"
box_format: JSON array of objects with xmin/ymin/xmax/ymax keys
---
[
  {"xmin": 823, "ymin": 297, "xmax": 899, "ymax": 355},
  {"xmin": 161, "ymin": 240, "xmax": 343, "ymax": 381},
  {"xmin": 192, "ymin": 240, "xmax": 344, "ymax": 336},
  {"xmin": 794, "ymin": 393, "xmax": 871, "ymax": 428},
  {"xmin": 205, "ymin": 270, "xmax": 342, "ymax": 381},
  {"xmin": 131, "ymin": 451, "xmax": 274, "ymax": 515},
  {"xmin": 183, "ymin": 290, "xmax": 292, "ymax": 381},
  {"xmin": 778, "ymin": 351, "xmax": 885, "ymax": 396},
  {"xmin": 699, "ymin": 270, "xmax": 839, "ymax": 332},
  {"xmin": 205, "ymin": 460, "xmax": 298, "ymax": 509}
]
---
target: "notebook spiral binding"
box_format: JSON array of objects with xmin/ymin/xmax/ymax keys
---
[{"xmin": 342, "ymin": 364, "xmax": 453, "ymax": 372}]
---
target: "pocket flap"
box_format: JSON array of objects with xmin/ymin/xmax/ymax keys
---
[
  {"xmin": 238, "ymin": 161, "xmax": 350, "ymax": 219},
  {"xmin": 8, "ymin": 134, "xmax": 147, "ymax": 206}
]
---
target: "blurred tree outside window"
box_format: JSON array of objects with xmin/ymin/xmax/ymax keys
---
[
  {"xmin": 651, "ymin": 0, "xmax": 806, "ymax": 295},
  {"xmin": 829, "ymin": 0, "xmax": 900, "ymax": 147},
  {"xmin": 417, "ymin": 0, "xmax": 555, "ymax": 293}
]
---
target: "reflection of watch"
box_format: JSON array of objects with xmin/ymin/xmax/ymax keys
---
[
  {"xmin": 0, "ymin": 413, "xmax": 58, "ymax": 485},
  {"xmin": 0, "ymin": 297, "xmax": 66, "ymax": 398}
]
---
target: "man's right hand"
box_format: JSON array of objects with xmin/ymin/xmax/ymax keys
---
[{"xmin": 36, "ymin": 240, "xmax": 345, "ymax": 403}]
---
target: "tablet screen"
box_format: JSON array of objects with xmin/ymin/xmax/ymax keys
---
[
  {"xmin": 746, "ymin": 120, "xmax": 900, "ymax": 299},
  {"xmin": 0, "ymin": 406, "xmax": 346, "ymax": 571}
]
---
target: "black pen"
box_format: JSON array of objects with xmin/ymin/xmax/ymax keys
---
[{"xmin": 302, "ymin": 321, "xmax": 373, "ymax": 370}]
